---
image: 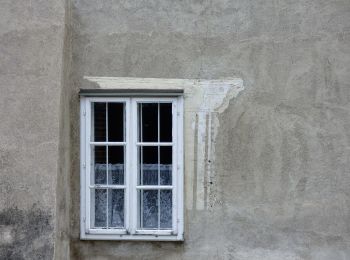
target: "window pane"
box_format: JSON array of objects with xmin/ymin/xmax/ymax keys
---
[
  {"xmin": 140, "ymin": 146, "xmax": 158, "ymax": 185},
  {"xmin": 160, "ymin": 190, "xmax": 172, "ymax": 229},
  {"xmin": 108, "ymin": 103, "xmax": 124, "ymax": 142},
  {"xmin": 93, "ymin": 102, "xmax": 106, "ymax": 142},
  {"xmin": 140, "ymin": 190, "xmax": 158, "ymax": 229},
  {"xmin": 94, "ymin": 189, "xmax": 107, "ymax": 228},
  {"xmin": 160, "ymin": 146, "xmax": 172, "ymax": 185},
  {"xmin": 108, "ymin": 189, "xmax": 124, "ymax": 228},
  {"xmin": 108, "ymin": 146, "xmax": 124, "ymax": 185},
  {"xmin": 94, "ymin": 146, "xmax": 106, "ymax": 184},
  {"xmin": 139, "ymin": 103, "xmax": 158, "ymax": 142},
  {"xmin": 160, "ymin": 103, "xmax": 172, "ymax": 142}
]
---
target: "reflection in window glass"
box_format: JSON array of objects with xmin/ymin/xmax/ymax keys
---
[
  {"xmin": 140, "ymin": 146, "xmax": 158, "ymax": 185},
  {"xmin": 141, "ymin": 190, "xmax": 158, "ymax": 229},
  {"xmin": 139, "ymin": 103, "xmax": 158, "ymax": 142},
  {"xmin": 108, "ymin": 189, "xmax": 124, "ymax": 228},
  {"xmin": 160, "ymin": 146, "xmax": 172, "ymax": 185},
  {"xmin": 160, "ymin": 190, "xmax": 172, "ymax": 229},
  {"xmin": 93, "ymin": 103, "xmax": 106, "ymax": 142},
  {"xmin": 94, "ymin": 146, "xmax": 106, "ymax": 184},
  {"xmin": 108, "ymin": 103, "xmax": 124, "ymax": 142},
  {"xmin": 160, "ymin": 103, "xmax": 172, "ymax": 142},
  {"xmin": 108, "ymin": 146, "xmax": 124, "ymax": 185},
  {"xmin": 94, "ymin": 189, "xmax": 107, "ymax": 228}
]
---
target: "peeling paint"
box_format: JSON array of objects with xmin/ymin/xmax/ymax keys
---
[{"xmin": 189, "ymin": 79, "xmax": 244, "ymax": 210}]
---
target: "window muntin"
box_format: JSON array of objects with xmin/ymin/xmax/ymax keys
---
[{"xmin": 81, "ymin": 96, "xmax": 183, "ymax": 240}]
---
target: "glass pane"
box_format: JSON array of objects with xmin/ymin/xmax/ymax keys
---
[
  {"xmin": 160, "ymin": 190, "xmax": 172, "ymax": 229},
  {"xmin": 160, "ymin": 103, "xmax": 172, "ymax": 142},
  {"xmin": 94, "ymin": 189, "xmax": 107, "ymax": 228},
  {"xmin": 94, "ymin": 146, "xmax": 106, "ymax": 184},
  {"xmin": 140, "ymin": 190, "xmax": 158, "ymax": 229},
  {"xmin": 108, "ymin": 146, "xmax": 124, "ymax": 185},
  {"xmin": 108, "ymin": 189, "xmax": 124, "ymax": 228},
  {"xmin": 160, "ymin": 146, "xmax": 172, "ymax": 185},
  {"xmin": 108, "ymin": 103, "xmax": 124, "ymax": 142},
  {"xmin": 93, "ymin": 102, "xmax": 106, "ymax": 142},
  {"xmin": 140, "ymin": 146, "xmax": 158, "ymax": 185},
  {"xmin": 139, "ymin": 103, "xmax": 158, "ymax": 142}
]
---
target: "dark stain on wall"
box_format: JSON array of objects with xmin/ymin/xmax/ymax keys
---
[{"xmin": 0, "ymin": 204, "xmax": 54, "ymax": 260}]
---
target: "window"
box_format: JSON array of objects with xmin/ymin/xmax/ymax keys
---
[{"xmin": 80, "ymin": 92, "xmax": 184, "ymax": 241}]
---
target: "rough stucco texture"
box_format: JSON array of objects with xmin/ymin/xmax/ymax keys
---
[
  {"xmin": 1, "ymin": 0, "xmax": 350, "ymax": 259},
  {"xmin": 70, "ymin": 0, "xmax": 350, "ymax": 259},
  {"xmin": 0, "ymin": 0, "xmax": 66, "ymax": 259}
]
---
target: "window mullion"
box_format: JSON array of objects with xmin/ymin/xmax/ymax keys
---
[
  {"xmin": 157, "ymin": 103, "xmax": 160, "ymax": 230},
  {"xmin": 136, "ymin": 142, "xmax": 173, "ymax": 146},
  {"xmin": 86, "ymin": 99, "xmax": 92, "ymax": 231},
  {"xmin": 136, "ymin": 185, "xmax": 173, "ymax": 189},
  {"xmin": 106, "ymin": 103, "xmax": 109, "ymax": 229},
  {"xmin": 140, "ymin": 103, "xmax": 143, "ymax": 230},
  {"xmin": 130, "ymin": 98, "xmax": 138, "ymax": 234},
  {"xmin": 172, "ymin": 100, "xmax": 178, "ymax": 234},
  {"xmin": 177, "ymin": 96, "xmax": 184, "ymax": 238},
  {"xmin": 85, "ymin": 102, "xmax": 95, "ymax": 229},
  {"xmin": 125, "ymin": 99, "xmax": 130, "ymax": 233},
  {"xmin": 90, "ymin": 141, "xmax": 126, "ymax": 145}
]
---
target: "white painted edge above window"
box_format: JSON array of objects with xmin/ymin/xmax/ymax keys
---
[{"xmin": 84, "ymin": 76, "xmax": 243, "ymax": 92}]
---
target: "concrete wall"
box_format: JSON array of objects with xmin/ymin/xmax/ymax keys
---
[
  {"xmin": 0, "ymin": 0, "xmax": 67, "ymax": 259},
  {"xmin": 1, "ymin": 0, "xmax": 350, "ymax": 259}
]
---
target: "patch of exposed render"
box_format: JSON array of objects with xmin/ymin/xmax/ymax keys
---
[{"xmin": 189, "ymin": 79, "xmax": 244, "ymax": 210}]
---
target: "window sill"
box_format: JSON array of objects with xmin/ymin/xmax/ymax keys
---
[{"xmin": 80, "ymin": 232, "xmax": 184, "ymax": 241}]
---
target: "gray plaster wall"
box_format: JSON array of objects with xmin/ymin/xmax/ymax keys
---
[
  {"xmin": 55, "ymin": 0, "xmax": 73, "ymax": 259},
  {"xmin": 0, "ymin": 0, "xmax": 67, "ymax": 259},
  {"xmin": 70, "ymin": 0, "xmax": 350, "ymax": 259},
  {"xmin": 1, "ymin": 0, "xmax": 350, "ymax": 259}
]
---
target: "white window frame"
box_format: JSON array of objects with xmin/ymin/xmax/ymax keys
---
[{"xmin": 80, "ymin": 94, "xmax": 184, "ymax": 241}]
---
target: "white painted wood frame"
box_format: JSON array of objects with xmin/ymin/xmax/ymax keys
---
[{"xmin": 80, "ymin": 95, "xmax": 184, "ymax": 241}]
